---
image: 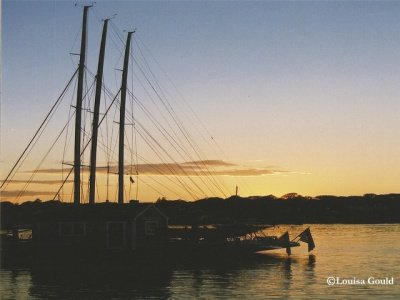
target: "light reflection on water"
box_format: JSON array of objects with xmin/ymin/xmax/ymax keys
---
[{"xmin": 1, "ymin": 224, "xmax": 399, "ymax": 299}]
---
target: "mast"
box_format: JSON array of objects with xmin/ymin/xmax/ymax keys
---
[
  {"xmin": 74, "ymin": 6, "xmax": 90, "ymax": 205},
  {"xmin": 118, "ymin": 31, "xmax": 134, "ymax": 205},
  {"xmin": 89, "ymin": 19, "xmax": 109, "ymax": 205}
]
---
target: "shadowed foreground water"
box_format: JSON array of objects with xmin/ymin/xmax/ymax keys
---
[{"xmin": 1, "ymin": 224, "xmax": 399, "ymax": 299}]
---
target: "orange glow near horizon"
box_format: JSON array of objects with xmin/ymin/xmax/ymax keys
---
[{"xmin": 2, "ymin": 162, "xmax": 399, "ymax": 203}]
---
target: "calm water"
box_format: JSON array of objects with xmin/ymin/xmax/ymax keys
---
[{"xmin": 1, "ymin": 224, "xmax": 399, "ymax": 299}]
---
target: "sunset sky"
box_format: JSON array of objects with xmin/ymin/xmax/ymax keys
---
[{"xmin": 1, "ymin": 1, "xmax": 400, "ymax": 203}]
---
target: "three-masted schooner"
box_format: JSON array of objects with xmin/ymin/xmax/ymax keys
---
[{"xmin": 1, "ymin": 6, "xmax": 314, "ymax": 261}]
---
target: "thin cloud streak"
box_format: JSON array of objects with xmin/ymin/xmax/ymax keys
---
[
  {"xmin": 182, "ymin": 160, "xmax": 236, "ymax": 167},
  {"xmin": 1, "ymin": 179, "xmax": 73, "ymax": 185},
  {"xmin": 27, "ymin": 160, "xmax": 287, "ymax": 177}
]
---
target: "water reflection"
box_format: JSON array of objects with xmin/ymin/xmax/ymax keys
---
[
  {"xmin": 28, "ymin": 262, "xmax": 173, "ymax": 299},
  {"xmin": 4, "ymin": 269, "xmax": 31, "ymax": 300},
  {"xmin": 3, "ymin": 225, "xmax": 398, "ymax": 299},
  {"xmin": 171, "ymin": 253, "xmax": 318, "ymax": 299},
  {"xmin": 283, "ymin": 256, "xmax": 292, "ymax": 291},
  {"xmin": 2, "ymin": 253, "xmax": 304, "ymax": 299}
]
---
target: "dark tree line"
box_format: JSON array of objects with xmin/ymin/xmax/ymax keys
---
[{"xmin": 1, "ymin": 193, "xmax": 400, "ymax": 228}]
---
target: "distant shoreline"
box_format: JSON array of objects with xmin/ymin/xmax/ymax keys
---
[{"xmin": 1, "ymin": 193, "xmax": 399, "ymax": 228}]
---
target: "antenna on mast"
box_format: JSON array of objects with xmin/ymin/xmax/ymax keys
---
[
  {"xmin": 102, "ymin": 14, "xmax": 117, "ymax": 22},
  {"xmin": 123, "ymin": 28, "xmax": 137, "ymax": 34}
]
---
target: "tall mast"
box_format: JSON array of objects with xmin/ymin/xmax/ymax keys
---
[
  {"xmin": 118, "ymin": 31, "xmax": 134, "ymax": 205},
  {"xmin": 74, "ymin": 6, "xmax": 90, "ymax": 205},
  {"xmin": 89, "ymin": 19, "xmax": 109, "ymax": 205}
]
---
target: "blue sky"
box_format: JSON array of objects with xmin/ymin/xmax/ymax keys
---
[{"xmin": 2, "ymin": 1, "xmax": 400, "ymax": 201}]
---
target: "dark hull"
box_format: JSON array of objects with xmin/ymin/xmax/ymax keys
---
[{"xmin": 1, "ymin": 237, "xmax": 299, "ymax": 269}]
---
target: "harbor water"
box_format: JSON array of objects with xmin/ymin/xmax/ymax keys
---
[{"xmin": 1, "ymin": 224, "xmax": 399, "ymax": 299}]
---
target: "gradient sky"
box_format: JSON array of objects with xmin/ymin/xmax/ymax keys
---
[{"xmin": 1, "ymin": 0, "xmax": 400, "ymax": 202}]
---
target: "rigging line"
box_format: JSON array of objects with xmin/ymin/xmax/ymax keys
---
[
  {"xmin": 137, "ymin": 94, "xmax": 227, "ymax": 198},
  {"xmin": 69, "ymin": 20, "xmax": 82, "ymax": 65},
  {"xmin": 128, "ymin": 37, "xmax": 228, "ymax": 196},
  {"xmin": 127, "ymin": 94, "xmax": 220, "ymax": 197},
  {"xmin": 159, "ymin": 99, "xmax": 231, "ymax": 197},
  {"xmin": 137, "ymin": 35, "xmax": 218, "ymax": 142},
  {"xmin": 113, "ymin": 183, "xmax": 118, "ymax": 203},
  {"xmin": 85, "ymin": 69, "xmax": 120, "ymax": 166},
  {"xmin": 129, "ymin": 57, "xmax": 227, "ymax": 196},
  {"xmin": 90, "ymin": 5, "xmax": 108, "ymax": 24},
  {"xmin": 136, "ymin": 70, "xmax": 231, "ymax": 197},
  {"xmin": 135, "ymin": 35, "xmax": 220, "ymax": 152},
  {"xmin": 106, "ymin": 164, "xmax": 110, "ymax": 201},
  {"xmin": 85, "ymin": 67, "xmax": 121, "ymax": 104},
  {"xmin": 109, "ymin": 20, "xmax": 125, "ymax": 46},
  {"xmin": 138, "ymin": 71, "xmax": 229, "ymax": 197},
  {"xmin": 6, "ymin": 106, "xmax": 68, "ymax": 198},
  {"xmin": 110, "ymin": 33, "xmax": 124, "ymax": 69},
  {"xmin": 122, "ymin": 69, "xmax": 195, "ymax": 158},
  {"xmin": 127, "ymin": 93, "xmax": 186, "ymax": 162},
  {"xmin": 126, "ymin": 92, "xmax": 226, "ymax": 198},
  {"xmin": 62, "ymin": 75, "xmax": 79, "ymax": 200},
  {"xmin": 96, "ymin": 174, "xmax": 100, "ymax": 203},
  {"xmin": 138, "ymin": 177, "xmax": 166, "ymax": 199},
  {"xmin": 109, "ymin": 110, "xmax": 120, "ymax": 165},
  {"xmin": 108, "ymin": 21, "xmax": 124, "ymax": 70},
  {"xmin": 87, "ymin": 63, "xmax": 220, "ymax": 198},
  {"xmin": 129, "ymin": 62, "xmax": 188, "ymax": 146},
  {"xmin": 95, "ymin": 29, "xmax": 206, "ymax": 199},
  {"xmin": 127, "ymin": 116, "xmax": 190, "ymax": 178},
  {"xmin": 124, "ymin": 181, "xmax": 128, "ymax": 202},
  {"xmin": 108, "ymin": 29, "xmax": 125, "ymax": 91},
  {"xmin": 1, "ymin": 69, "xmax": 78, "ymax": 190},
  {"xmin": 131, "ymin": 120, "xmax": 200, "ymax": 199},
  {"xmin": 103, "ymin": 74, "xmax": 111, "ymax": 165},
  {"xmin": 163, "ymin": 112, "xmax": 230, "ymax": 197},
  {"xmin": 133, "ymin": 39, "xmax": 230, "ymax": 196},
  {"xmin": 15, "ymin": 111, "xmax": 76, "ymax": 203},
  {"xmin": 90, "ymin": 97, "xmax": 119, "ymax": 168},
  {"xmin": 130, "ymin": 67, "xmax": 188, "ymax": 158},
  {"xmin": 14, "ymin": 121, "xmax": 63, "ymax": 201},
  {"xmin": 128, "ymin": 37, "xmax": 135, "ymax": 201},
  {"xmin": 52, "ymin": 88, "xmax": 122, "ymax": 201},
  {"xmin": 134, "ymin": 126, "xmax": 199, "ymax": 200},
  {"xmin": 144, "ymin": 175, "xmax": 186, "ymax": 200},
  {"xmin": 88, "ymin": 137, "xmax": 189, "ymax": 200},
  {"xmin": 82, "ymin": 76, "xmax": 97, "ymax": 203},
  {"xmin": 134, "ymin": 122, "xmax": 205, "ymax": 199},
  {"xmin": 159, "ymin": 91, "xmax": 244, "ymax": 197},
  {"xmin": 127, "ymin": 92, "xmax": 224, "ymax": 195},
  {"xmin": 54, "ymin": 167, "xmax": 73, "ymax": 202},
  {"xmin": 84, "ymin": 128, "xmax": 119, "ymax": 169},
  {"xmin": 89, "ymin": 123, "xmax": 189, "ymax": 199},
  {"xmin": 134, "ymin": 160, "xmax": 186, "ymax": 199},
  {"xmin": 126, "ymin": 92, "xmax": 225, "ymax": 198},
  {"xmin": 15, "ymin": 83, "xmax": 80, "ymax": 201},
  {"xmin": 130, "ymin": 40, "xmax": 186, "ymax": 126},
  {"xmin": 133, "ymin": 117, "xmax": 139, "ymax": 201},
  {"xmin": 80, "ymin": 73, "xmax": 97, "ymax": 203}
]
